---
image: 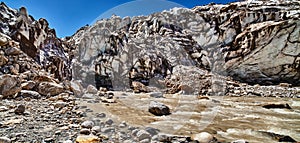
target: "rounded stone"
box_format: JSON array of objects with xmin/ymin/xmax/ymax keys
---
[
  {"xmin": 91, "ymin": 126, "xmax": 101, "ymax": 133},
  {"xmin": 0, "ymin": 137, "xmax": 11, "ymax": 143},
  {"xmin": 14, "ymin": 104, "xmax": 25, "ymax": 114},
  {"xmin": 80, "ymin": 128, "xmax": 91, "ymax": 135},
  {"xmin": 105, "ymin": 118, "xmax": 113, "ymax": 125},
  {"xmin": 136, "ymin": 130, "xmax": 151, "ymax": 141},
  {"xmin": 191, "ymin": 132, "xmax": 215, "ymax": 143},
  {"xmin": 81, "ymin": 120, "xmax": 94, "ymax": 129}
]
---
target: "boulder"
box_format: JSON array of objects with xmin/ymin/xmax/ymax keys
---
[
  {"xmin": 149, "ymin": 92, "xmax": 164, "ymax": 98},
  {"xmin": 75, "ymin": 135, "xmax": 99, "ymax": 143},
  {"xmin": 5, "ymin": 47, "xmax": 22, "ymax": 55},
  {"xmin": 132, "ymin": 81, "xmax": 148, "ymax": 93},
  {"xmin": 148, "ymin": 101, "xmax": 171, "ymax": 116},
  {"xmin": 136, "ymin": 130, "xmax": 151, "ymax": 141},
  {"xmin": 86, "ymin": 84, "xmax": 98, "ymax": 94},
  {"xmin": 37, "ymin": 82, "xmax": 64, "ymax": 96},
  {"xmin": 0, "ymin": 74, "xmax": 22, "ymax": 98},
  {"xmin": 70, "ymin": 80, "xmax": 84, "ymax": 97},
  {"xmin": 14, "ymin": 104, "xmax": 25, "ymax": 115},
  {"xmin": 0, "ymin": 32, "xmax": 10, "ymax": 46},
  {"xmin": 81, "ymin": 120, "xmax": 94, "ymax": 129},
  {"xmin": 21, "ymin": 81, "xmax": 36, "ymax": 90},
  {"xmin": 191, "ymin": 132, "xmax": 216, "ymax": 143},
  {"xmin": 262, "ymin": 103, "xmax": 292, "ymax": 109},
  {"xmin": 19, "ymin": 90, "xmax": 41, "ymax": 99},
  {"xmin": 0, "ymin": 55, "xmax": 8, "ymax": 66}
]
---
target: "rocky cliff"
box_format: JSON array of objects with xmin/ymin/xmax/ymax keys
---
[
  {"xmin": 0, "ymin": 2, "xmax": 71, "ymax": 81},
  {"xmin": 0, "ymin": 2, "xmax": 73, "ymax": 98},
  {"xmin": 68, "ymin": 0, "xmax": 300, "ymax": 94}
]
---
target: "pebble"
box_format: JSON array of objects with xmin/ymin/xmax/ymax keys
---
[
  {"xmin": 81, "ymin": 120, "xmax": 94, "ymax": 129},
  {"xmin": 140, "ymin": 138, "xmax": 151, "ymax": 143},
  {"xmin": 0, "ymin": 106, "xmax": 8, "ymax": 112},
  {"xmin": 79, "ymin": 128, "xmax": 91, "ymax": 135},
  {"xmin": 105, "ymin": 118, "xmax": 113, "ymax": 125},
  {"xmin": 131, "ymin": 129, "xmax": 140, "ymax": 136},
  {"xmin": 0, "ymin": 137, "xmax": 11, "ymax": 143},
  {"xmin": 44, "ymin": 138, "xmax": 54, "ymax": 142},
  {"xmin": 63, "ymin": 140, "xmax": 72, "ymax": 143},
  {"xmin": 91, "ymin": 126, "xmax": 101, "ymax": 133},
  {"xmin": 231, "ymin": 139, "xmax": 249, "ymax": 143},
  {"xmin": 119, "ymin": 121, "xmax": 127, "ymax": 128},
  {"xmin": 54, "ymin": 101, "xmax": 68, "ymax": 108},
  {"xmin": 136, "ymin": 130, "xmax": 151, "ymax": 141},
  {"xmin": 96, "ymin": 113, "xmax": 106, "ymax": 118},
  {"xmin": 101, "ymin": 127, "xmax": 115, "ymax": 134},
  {"xmin": 14, "ymin": 104, "xmax": 25, "ymax": 114},
  {"xmin": 149, "ymin": 92, "xmax": 164, "ymax": 98},
  {"xmin": 107, "ymin": 92, "xmax": 114, "ymax": 99},
  {"xmin": 145, "ymin": 127, "xmax": 159, "ymax": 136}
]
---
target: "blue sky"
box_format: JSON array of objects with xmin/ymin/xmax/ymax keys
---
[{"xmin": 1, "ymin": 0, "xmax": 236, "ymax": 37}]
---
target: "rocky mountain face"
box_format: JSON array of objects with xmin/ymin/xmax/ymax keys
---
[
  {"xmin": 0, "ymin": 2, "xmax": 73, "ymax": 98},
  {"xmin": 68, "ymin": 0, "xmax": 300, "ymax": 95},
  {"xmin": 0, "ymin": 2, "xmax": 71, "ymax": 81}
]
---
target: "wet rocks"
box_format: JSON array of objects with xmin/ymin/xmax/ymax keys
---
[
  {"xmin": 149, "ymin": 92, "xmax": 164, "ymax": 98},
  {"xmin": 262, "ymin": 103, "xmax": 292, "ymax": 109},
  {"xmin": 259, "ymin": 131, "xmax": 297, "ymax": 142},
  {"xmin": 148, "ymin": 101, "xmax": 171, "ymax": 116}
]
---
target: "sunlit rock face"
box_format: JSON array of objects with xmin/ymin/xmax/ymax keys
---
[
  {"xmin": 192, "ymin": 0, "xmax": 300, "ymax": 85},
  {"xmin": 0, "ymin": 2, "xmax": 71, "ymax": 81},
  {"xmin": 68, "ymin": 0, "xmax": 299, "ymax": 92}
]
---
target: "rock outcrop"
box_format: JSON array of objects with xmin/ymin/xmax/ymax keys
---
[
  {"xmin": 0, "ymin": 2, "xmax": 71, "ymax": 81},
  {"xmin": 68, "ymin": 0, "xmax": 300, "ymax": 94},
  {"xmin": 0, "ymin": 2, "xmax": 73, "ymax": 98}
]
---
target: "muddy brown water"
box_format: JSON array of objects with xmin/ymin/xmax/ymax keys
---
[{"xmin": 79, "ymin": 92, "xmax": 300, "ymax": 143}]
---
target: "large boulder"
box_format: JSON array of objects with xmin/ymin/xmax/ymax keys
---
[
  {"xmin": 69, "ymin": 80, "xmax": 84, "ymax": 97},
  {"xmin": 148, "ymin": 101, "xmax": 171, "ymax": 116},
  {"xmin": 37, "ymin": 82, "xmax": 64, "ymax": 96},
  {"xmin": 0, "ymin": 32, "xmax": 10, "ymax": 46},
  {"xmin": 0, "ymin": 74, "xmax": 22, "ymax": 98}
]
